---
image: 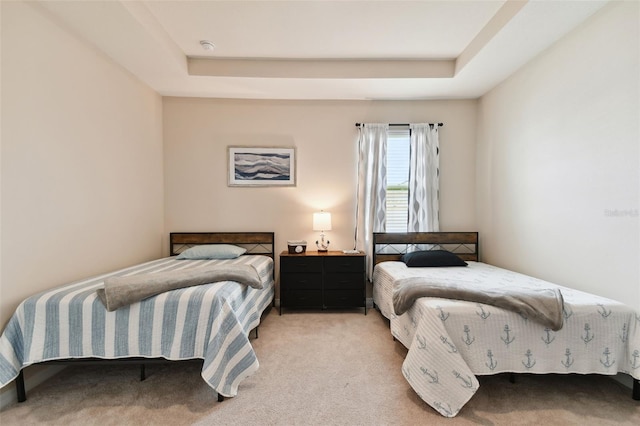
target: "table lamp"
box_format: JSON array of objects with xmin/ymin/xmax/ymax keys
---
[{"xmin": 313, "ymin": 211, "xmax": 332, "ymax": 252}]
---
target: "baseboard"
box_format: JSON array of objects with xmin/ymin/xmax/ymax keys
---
[{"xmin": 0, "ymin": 365, "xmax": 65, "ymax": 411}]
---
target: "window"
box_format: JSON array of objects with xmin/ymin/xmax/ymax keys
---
[{"xmin": 386, "ymin": 129, "xmax": 410, "ymax": 232}]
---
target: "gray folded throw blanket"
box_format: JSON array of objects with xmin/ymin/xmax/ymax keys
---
[
  {"xmin": 97, "ymin": 265, "xmax": 262, "ymax": 311},
  {"xmin": 393, "ymin": 277, "xmax": 564, "ymax": 331}
]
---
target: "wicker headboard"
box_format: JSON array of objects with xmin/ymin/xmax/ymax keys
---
[
  {"xmin": 372, "ymin": 232, "xmax": 479, "ymax": 265},
  {"xmin": 169, "ymin": 232, "xmax": 275, "ymax": 258}
]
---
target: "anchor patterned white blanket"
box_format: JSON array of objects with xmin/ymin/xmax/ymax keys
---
[{"xmin": 373, "ymin": 261, "xmax": 640, "ymax": 417}]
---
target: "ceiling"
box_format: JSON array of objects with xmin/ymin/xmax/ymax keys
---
[{"xmin": 35, "ymin": 0, "xmax": 609, "ymax": 100}]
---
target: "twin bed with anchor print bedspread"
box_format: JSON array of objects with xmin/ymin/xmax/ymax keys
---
[{"xmin": 373, "ymin": 260, "xmax": 640, "ymax": 417}]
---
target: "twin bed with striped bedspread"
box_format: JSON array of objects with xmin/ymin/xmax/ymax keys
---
[{"xmin": 0, "ymin": 233, "xmax": 275, "ymax": 401}]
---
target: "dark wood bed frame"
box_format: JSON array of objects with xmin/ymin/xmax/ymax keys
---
[
  {"xmin": 371, "ymin": 231, "xmax": 640, "ymax": 401},
  {"xmin": 14, "ymin": 231, "xmax": 275, "ymax": 404},
  {"xmin": 169, "ymin": 231, "xmax": 275, "ymax": 259},
  {"xmin": 373, "ymin": 231, "xmax": 479, "ymax": 265}
]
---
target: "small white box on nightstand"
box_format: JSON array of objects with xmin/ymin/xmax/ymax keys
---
[{"xmin": 287, "ymin": 240, "xmax": 307, "ymax": 254}]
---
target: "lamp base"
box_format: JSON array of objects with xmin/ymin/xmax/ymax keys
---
[{"xmin": 316, "ymin": 235, "xmax": 330, "ymax": 252}]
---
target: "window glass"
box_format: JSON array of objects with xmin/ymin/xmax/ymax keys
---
[{"xmin": 386, "ymin": 129, "xmax": 410, "ymax": 232}]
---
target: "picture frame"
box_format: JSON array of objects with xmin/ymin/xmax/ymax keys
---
[{"xmin": 228, "ymin": 146, "xmax": 296, "ymax": 187}]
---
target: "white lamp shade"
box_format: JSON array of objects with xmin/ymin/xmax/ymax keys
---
[{"xmin": 313, "ymin": 211, "xmax": 332, "ymax": 231}]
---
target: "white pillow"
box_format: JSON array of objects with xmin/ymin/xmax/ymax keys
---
[{"xmin": 176, "ymin": 244, "xmax": 246, "ymax": 260}]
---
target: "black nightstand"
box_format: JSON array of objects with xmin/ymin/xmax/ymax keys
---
[{"xmin": 279, "ymin": 251, "xmax": 366, "ymax": 314}]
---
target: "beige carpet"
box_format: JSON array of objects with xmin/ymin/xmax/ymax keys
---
[{"xmin": 0, "ymin": 308, "xmax": 638, "ymax": 425}]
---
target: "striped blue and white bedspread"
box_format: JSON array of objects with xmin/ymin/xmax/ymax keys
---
[
  {"xmin": 0, "ymin": 255, "xmax": 274, "ymax": 398},
  {"xmin": 374, "ymin": 261, "xmax": 640, "ymax": 417}
]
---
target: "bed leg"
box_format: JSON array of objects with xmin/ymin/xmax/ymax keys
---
[
  {"xmin": 509, "ymin": 373, "xmax": 516, "ymax": 384},
  {"xmin": 255, "ymin": 326, "xmax": 259, "ymax": 339},
  {"xmin": 16, "ymin": 370, "xmax": 26, "ymax": 402},
  {"xmin": 633, "ymin": 379, "xmax": 640, "ymax": 400},
  {"xmin": 218, "ymin": 393, "xmax": 225, "ymax": 402},
  {"xmin": 140, "ymin": 364, "xmax": 146, "ymax": 381}
]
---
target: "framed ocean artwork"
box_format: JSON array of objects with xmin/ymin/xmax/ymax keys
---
[{"xmin": 228, "ymin": 146, "xmax": 296, "ymax": 187}]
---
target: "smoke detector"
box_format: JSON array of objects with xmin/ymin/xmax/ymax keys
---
[{"xmin": 199, "ymin": 40, "xmax": 215, "ymax": 51}]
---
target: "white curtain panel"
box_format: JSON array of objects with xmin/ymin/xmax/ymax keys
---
[
  {"xmin": 356, "ymin": 123, "xmax": 388, "ymax": 278},
  {"xmin": 409, "ymin": 123, "xmax": 440, "ymax": 233}
]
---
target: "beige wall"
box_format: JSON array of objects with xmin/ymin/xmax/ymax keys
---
[
  {"xmin": 476, "ymin": 1, "xmax": 639, "ymax": 307},
  {"xmin": 0, "ymin": 2, "xmax": 165, "ymax": 328},
  {"xmin": 163, "ymin": 98, "xmax": 478, "ymax": 251}
]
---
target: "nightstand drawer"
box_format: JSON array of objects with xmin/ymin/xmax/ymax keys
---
[
  {"xmin": 324, "ymin": 273, "xmax": 364, "ymax": 290},
  {"xmin": 283, "ymin": 290, "xmax": 322, "ymax": 307},
  {"xmin": 324, "ymin": 290, "xmax": 364, "ymax": 307},
  {"xmin": 281, "ymin": 273, "xmax": 322, "ymax": 290},
  {"xmin": 324, "ymin": 256, "xmax": 365, "ymax": 273},
  {"xmin": 280, "ymin": 257, "xmax": 323, "ymax": 273}
]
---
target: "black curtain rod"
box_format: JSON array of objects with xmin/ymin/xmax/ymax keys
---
[{"xmin": 355, "ymin": 122, "xmax": 443, "ymax": 128}]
